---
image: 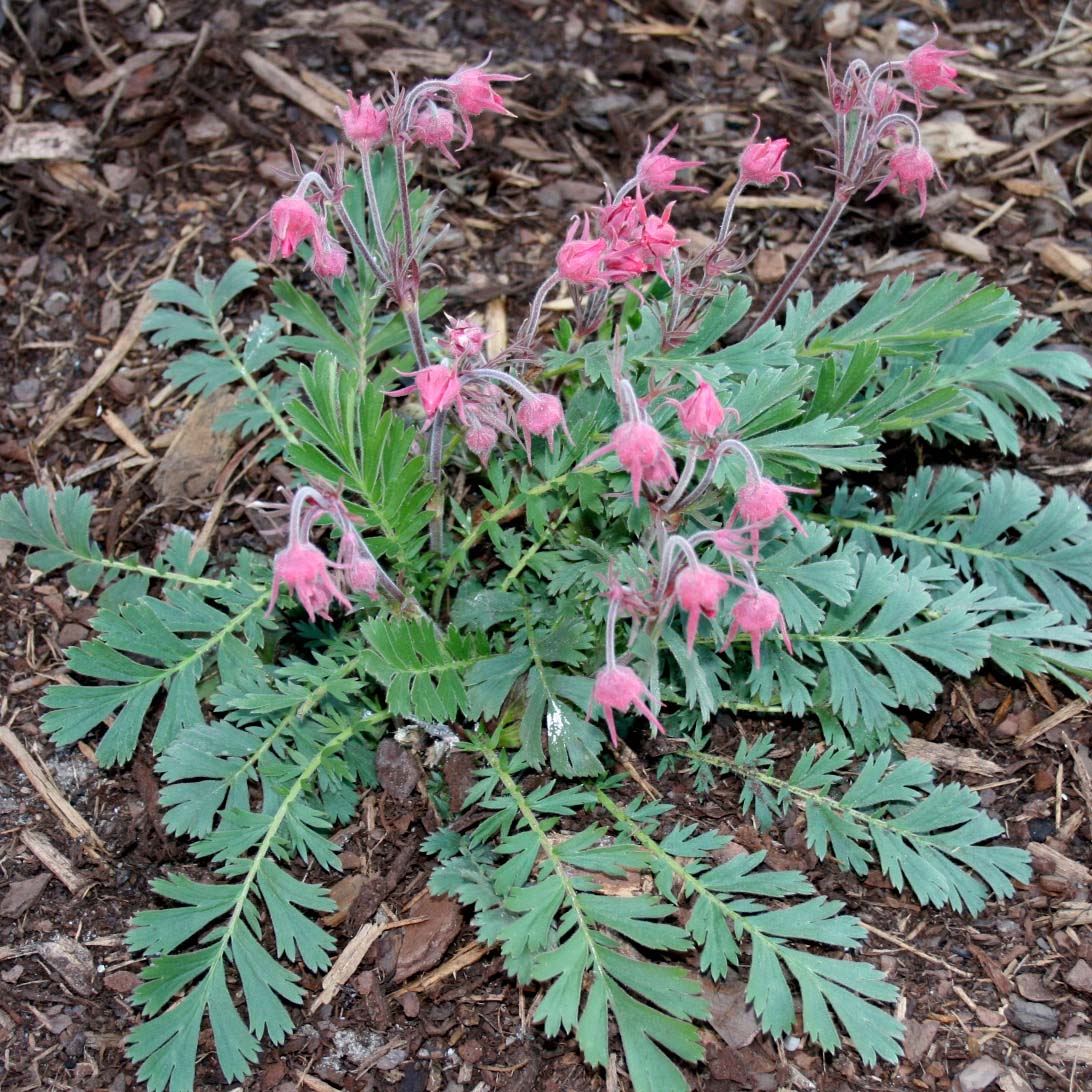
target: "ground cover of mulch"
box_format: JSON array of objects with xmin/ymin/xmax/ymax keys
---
[{"xmin": 1, "ymin": 1, "xmax": 1091, "ymax": 1090}]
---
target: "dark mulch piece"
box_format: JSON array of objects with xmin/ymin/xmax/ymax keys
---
[{"xmin": 2, "ymin": 1, "xmax": 1090, "ymax": 1090}]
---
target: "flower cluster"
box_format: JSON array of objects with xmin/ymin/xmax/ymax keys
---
[
  {"xmin": 583, "ymin": 370, "xmax": 801, "ymax": 743},
  {"xmin": 267, "ymin": 485, "xmax": 397, "ymax": 621},
  {"xmin": 818, "ymin": 24, "xmax": 966, "ymax": 215},
  {"xmin": 387, "ymin": 318, "xmax": 567, "ymax": 465}
]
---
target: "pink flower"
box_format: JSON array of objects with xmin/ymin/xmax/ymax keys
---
[
  {"xmin": 410, "ymin": 105, "xmax": 459, "ymax": 164},
  {"xmin": 268, "ymin": 196, "xmax": 320, "ymax": 260},
  {"xmin": 387, "ymin": 363, "xmax": 462, "ymax": 423},
  {"xmin": 516, "ymin": 393, "xmax": 567, "ymax": 454},
  {"xmin": 445, "ymin": 61, "xmax": 518, "ymax": 116},
  {"xmin": 599, "ymin": 196, "xmax": 641, "ymax": 240},
  {"xmin": 635, "ymin": 127, "xmax": 704, "ymax": 195},
  {"xmin": 269, "ymin": 541, "xmax": 351, "ymax": 622},
  {"xmin": 672, "ymin": 379, "xmax": 725, "ymax": 438},
  {"xmin": 870, "ymin": 82, "xmax": 910, "ymax": 118},
  {"xmin": 675, "ymin": 563, "xmax": 730, "ymax": 652},
  {"xmin": 440, "ymin": 319, "xmax": 486, "ymax": 359},
  {"xmin": 866, "ymin": 143, "xmax": 942, "ymax": 217},
  {"xmin": 905, "ymin": 29, "xmax": 966, "ymax": 103},
  {"xmin": 338, "ymin": 91, "xmax": 388, "ymax": 148},
  {"xmin": 739, "ymin": 116, "xmax": 800, "ymax": 189},
  {"xmin": 309, "ymin": 227, "xmax": 348, "ymax": 279},
  {"xmin": 586, "ymin": 420, "xmax": 676, "ymax": 504},
  {"xmin": 723, "ymin": 588, "xmax": 792, "ymax": 669},
  {"xmin": 557, "ymin": 215, "xmax": 609, "ymax": 286},
  {"xmin": 736, "ymin": 477, "xmax": 804, "ymax": 532},
  {"xmin": 346, "ymin": 557, "xmax": 380, "ymax": 599},
  {"xmin": 602, "ymin": 239, "xmax": 651, "ymax": 283},
  {"xmin": 589, "ymin": 664, "xmax": 664, "ymax": 746},
  {"xmin": 637, "ymin": 202, "xmax": 684, "ymax": 272},
  {"xmin": 465, "ymin": 421, "xmax": 498, "ymax": 464}
]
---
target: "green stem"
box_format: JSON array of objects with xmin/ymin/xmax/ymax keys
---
[
  {"xmin": 480, "ymin": 741, "xmax": 605, "ymax": 971},
  {"xmin": 222, "ymin": 648, "xmax": 367, "ymax": 795},
  {"xmin": 431, "ymin": 469, "xmax": 584, "ymax": 614},
  {"xmin": 500, "ymin": 501, "xmax": 574, "ymax": 592},
  {"xmin": 212, "ymin": 320, "xmax": 295, "ymax": 447}
]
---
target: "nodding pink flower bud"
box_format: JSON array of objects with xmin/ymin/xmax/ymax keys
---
[
  {"xmin": 465, "ymin": 421, "xmax": 498, "ymax": 464},
  {"xmin": 338, "ymin": 91, "xmax": 389, "ymax": 148},
  {"xmin": 672, "ymin": 379, "xmax": 725, "ymax": 438},
  {"xmin": 866, "ymin": 143, "xmax": 942, "ymax": 218},
  {"xmin": 638, "ymin": 205, "xmax": 683, "ymax": 264},
  {"xmin": 414, "ymin": 364, "xmax": 461, "ymax": 420},
  {"xmin": 516, "ymin": 393, "xmax": 567, "ymax": 454},
  {"xmin": 610, "ymin": 420, "xmax": 677, "ymax": 503},
  {"xmin": 589, "ymin": 664, "xmax": 664, "ymax": 747},
  {"xmin": 602, "ymin": 240, "xmax": 651, "ymax": 283},
  {"xmin": 440, "ymin": 319, "xmax": 486, "ymax": 359},
  {"xmin": 410, "ymin": 105, "xmax": 458, "ymax": 163},
  {"xmin": 347, "ymin": 557, "xmax": 380, "ymax": 599},
  {"xmin": 387, "ymin": 363, "xmax": 463, "ymax": 423},
  {"xmin": 269, "ymin": 541, "xmax": 351, "ymax": 622},
  {"xmin": 739, "ymin": 116, "xmax": 800, "ymax": 189},
  {"xmin": 675, "ymin": 563, "xmax": 730, "ymax": 653},
  {"xmin": 870, "ymin": 82, "xmax": 909, "ymax": 119},
  {"xmin": 723, "ymin": 588, "xmax": 792, "ymax": 670},
  {"xmin": 904, "ymin": 29, "xmax": 967, "ymax": 101},
  {"xmin": 309, "ymin": 233, "xmax": 348, "ymax": 280},
  {"xmin": 269, "ymin": 196, "xmax": 320, "ymax": 260},
  {"xmin": 445, "ymin": 62, "xmax": 519, "ymax": 118},
  {"xmin": 557, "ymin": 215, "xmax": 608, "ymax": 286},
  {"xmin": 736, "ymin": 476, "xmax": 806, "ymax": 534},
  {"xmin": 635, "ymin": 127, "xmax": 704, "ymax": 195}
]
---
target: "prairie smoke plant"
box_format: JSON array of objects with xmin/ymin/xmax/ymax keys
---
[{"xmin": 61, "ymin": 35, "xmax": 1089, "ymax": 1092}]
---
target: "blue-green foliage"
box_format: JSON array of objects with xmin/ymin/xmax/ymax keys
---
[{"xmin": 6, "ymin": 251, "xmax": 1090, "ymax": 1092}]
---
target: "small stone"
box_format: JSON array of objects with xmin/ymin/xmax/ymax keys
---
[
  {"xmin": 13, "ymin": 378, "xmax": 41, "ymax": 402},
  {"xmin": 103, "ymin": 970, "xmax": 141, "ymax": 994},
  {"xmin": 955, "ymin": 1056, "xmax": 1006, "ymax": 1092},
  {"xmin": 58, "ymin": 623, "xmax": 89, "ymax": 647},
  {"xmin": 753, "ymin": 248, "xmax": 787, "ymax": 284},
  {"xmin": 998, "ymin": 1071, "xmax": 1034, "ymax": 1092},
  {"xmin": 43, "ymin": 290, "xmax": 70, "ymax": 317},
  {"xmin": 1005, "ymin": 997, "xmax": 1058, "ymax": 1034},
  {"xmin": 823, "ymin": 1, "xmax": 861, "ymax": 39},
  {"xmin": 1064, "ymin": 958, "xmax": 1092, "ymax": 993},
  {"xmin": 457, "ymin": 1039, "xmax": 483, "ymax": 1064}
]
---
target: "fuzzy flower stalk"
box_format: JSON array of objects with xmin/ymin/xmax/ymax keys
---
[{"xmin": 745, "ymin": 26, "xmax": 966, "ymax": 332}]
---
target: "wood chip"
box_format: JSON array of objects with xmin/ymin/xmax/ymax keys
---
[
  {"xmin": 20, "ymin": 830, "xmax": 92, "ymax": 896},
  {"xmin": 901, "ymin": 738, "xmax": 1003, "ymax": 777},
  {"xmin": 1028, "ymin": 842, "xmax": 1092, "ymax": 883},
  {"xmin": 1047, "ymin": 1035, "xmax": 1092, "ymax": 1065},
  {"xmin": 70, "ymin": 49, "xmax": 163, "ymax": 98},
  {"xmin": 241, "ymin": 49, "xmax": 336, "ymax": 122},
  {"xmin": 1016, "ymin": 697, "xmax": 1088, "ymax": 748},
  {"xmin": 0, "ymin": 122, "xmax": 93, "ymax": 164},
  {"xmin": 36, "ymin": 225, "xmax": 197, "ymax": 448},
  {"xmin": 0, "ymin": 723, "xmax": 107, "ymax": 856},
  {"xmin": 919, "ymin": 117, "xmax": 1008, "ymax": 162},
  {"xmin": 390, "ymin": 940, "xmax": 491, "ymax": 998},
  {"xmin": 937, "ymin": 230, "xmax": 992, "ymax": 263},
  {"xmin": 1038, "ymin": 241, "xmax": 1092, "ymax": 290},
  {"xmin": 310, "ymin": 922, "xmax": 384, "ymax": 1013}
]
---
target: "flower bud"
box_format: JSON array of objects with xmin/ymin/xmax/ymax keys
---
[
  {"xmin": 590, "ymin": 664, "xmax": 664, "ymax": 746},
  {"xmin": 338, "ymin": 91, "xmax": 389, "ymax": 148},
  {"xmin": 675, "ymin": 563, "xmax": 730, "ymax": 652}
]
